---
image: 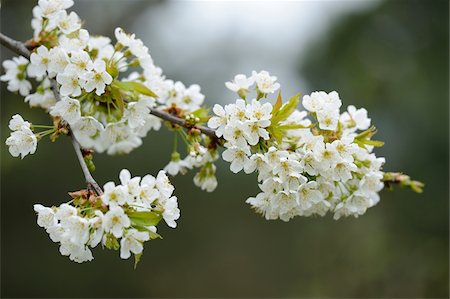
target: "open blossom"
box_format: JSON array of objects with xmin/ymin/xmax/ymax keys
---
[
  {"xmin": 164, "ymin": 152, "xmax": 190, "ymax": 176},
  {"xmin": 160, "ymin": 196, "xmax": 180, "ymax": 228},
  {"xmin": 120, "ymin": 229, "xmax": 150, "ymax": 259},
  {"xmin": 9, "ymin": 114, "xmax": 30, "ymax": 131},
  {"xmin": 47, "ymin": 47, "xmax": 69, "ymax": 74},
  {"xmin": 56, "ymin": 65, "xmax": 82, "ymax": 96},
  {"xmin": 222, "ymin": 145, "xmax": 251, "ymax": 173},
  {"xmin": 252, "ymin": 70, "xmax": 280, "ymax": 94},
  {"xmin": 69, "ymin": 50, "xmax": 93, "ymax": 74},
  {"xmin": 33, "ymin": 204, "xmax": 57, "ymax": 229},
  {"xmin": 103, "ymin": 206, "xmax": 130, "ymax": 238},
  {"xmin": 207, "ymin": 104, "xmax": 227, "ymax": 137},
  {"xmin": 82, "ymin": 59, "xmax": 112, "ymax": 95},
  {"xmin": 55, "ymin": 10, "xmax": 80, "ymax": 34},
  {"xmin": 28, "ymin": 45, "xmax": 51, "ymax": 78},
  {"xmin": 225, "ymin": 74, "xmax": 255, "ymax": 96},
  {"xmin": 6, "ymin": 123, "xmax": 37, "ymax": 159},
  {"xmin": 25, "ymin": 78, "xmax": 56, "ymax": 109},
  {"xmin": 340, "ymin": 105, "xmax": 371, "ymax": 130},
  {"xmin": 49, "ymin": 97, "xmax": 81, "ymax": 125},
  {"xmin": 1, "ymin": 56, "xmax": 32, "ymax": 96}
]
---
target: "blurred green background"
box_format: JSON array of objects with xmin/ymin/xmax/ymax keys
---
[{"xmin": 1, "ymin": 0, "xmax": 448, "ymax": 298}]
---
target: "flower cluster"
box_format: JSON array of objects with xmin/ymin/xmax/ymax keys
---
[
  {"xmin": 34, "ymin": 169, "xmax": 179, "ymax": 263},
  {"xmin": 209, "ymin": 71, "xmax": 386, "ymax": 221},
  {"xmin": 2, "ymin": 0, "xmax": 206, "ymax": 156}
]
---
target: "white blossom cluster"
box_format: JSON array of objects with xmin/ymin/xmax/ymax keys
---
[
  {"xmin": 209, "ymin": 72, "xmax": 386, "ymax": 221},
  {"xmin": 2, "ymin": 0, "xmax": 206, "ymax": 156},
  {"xmin": 164, "ymin": 141, "xmax": 219, "ymax": 192},
  {"xmin": 33, "ymin": 169, "xmax": 179, "ymax": 263}
]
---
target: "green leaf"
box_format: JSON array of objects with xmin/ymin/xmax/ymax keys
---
[
  {"xmin": 278, "ymin": 123, "xmax": 313, "ymax": 130},
  {"xmin": 268, "ymin": 126, "xmax": 283, "ymax": 144},
  {"xmin": 191, "ymin": 107, "xmax": 211, "ymax": 122},
  {"xmin": 112, "ymin": 80, "xmax": 158, "ymax": 98},
  {"xmin": 362, "ymin": 139, "xmax": 385, "ymax": 147},
  {"xmin": 271, "ymin": 91, "xmax": 283, "ymax": 116},
  {"xmin": 128, "ymin": 211, "xmax": 162, "ymax": 227},
  {"xmin": 110, "ymin": 86, "xmax": 125, "ymax": 113},
  {"xmin": 355, "ymin": 126, "xmax": 378, "ymax": 140},
  {"xmin": 271, "ymin": 93, "xmax": 301, "ymax": 125}
]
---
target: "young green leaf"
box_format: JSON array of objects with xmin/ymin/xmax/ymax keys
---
[
  {"xmin": 271, "ymin": 93, "xmax": 301, "ymax": 125},
  {"xmin": 127, "ymin": 211, "xmax": 162, "ymax": 227},
  {"xmin": 112, "ymin": 80, "xmax": 158, "ymax": 98}
]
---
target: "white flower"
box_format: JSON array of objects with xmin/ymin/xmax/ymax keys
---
[
  {"xmin": 72, "ymin": 116, "xmax": 104, "ymax": 147},
  {"xmin": 87, "ymin": 36, "xmax": 111, "ymax": 52},
  {"xmin": 28, "ymin": 45, "xmax": 51, "ymax": 78},
  {"xmin": 155, "ymin": 170, "xmax": 174, "ymax": 199},
  {"xmin": 59, "ymin": 29, "xmax": 90, "ymax": 52},
  {"xmin": 55, "ymin": 203, "xmax": 78, "ymax": 223},
  {"xmin": 0, "ymin": 56, "xmax": 32, "ymax": 96},
  {"xmin": 193, "ymin": 164, "xmax": 217, "ymax": 192},
  {"xmin": 88, "ymin": 211, "xmax": 104, "ymax": 247},
  {"xmin": 316, "ymin": 108, "xmax": 340, "ymax": 131},
  {"xmin": 252, "ymin": 70, "xmax": 280, "ymax": 94},
  {"xmin": 82, "ymin": 59, "xmax": 112, "ymax": 95},
  {"xmin": 119, "ymin": 169, "xmax": 142, "ymax": 199},
  {"xmin": 222, "ymin": 145, "xmax": 251, "ymax": 173},
  {"xmin": 297, "ymin": 181, "xmax": 323, "ymax": 210},
  {"xmin": 223, "ymin": 122, "xmax": 248, "ymax": 148},
  {"xmin": 303, "ymin": 91, "xmax": 341, "ymax": 113},
  {"xmin": 59, "ymin": 241, "xmax": 93, "ymax": 263},
  {"xmin": 225, "ymin": 74, "xmax": 255, "ymax": 94},
  {"xmin": 49, "ymin": 97, "xmax": 81, "ymax": 125},
  {"xmin": 69, "ymin": 50, "xmax": 93, "ymax": 74},
  {"xmin": 25, "ymin": 79, "xmax": 56, "ymax": 109},
  {"xmin": 55, "ymin": 10, "xmax": 80, "ymax": 34},
  {"xmin": 164, "ymin": 152, "xmax": 190, "ymax": 176},
  {"xmin": 33, "ymin": 204, "xmax": 57, "ymax": 229},
  {"xmin": 208, "ymin": 104, "xmax": 227, "ymax": 137},
  {"xmin": 124, "ymin": 98, "xmax": 152, "ymax": 129},
  {"xmin": 340, "ymin": 105, "xmax": 371, "ymax": 130},
  {"xmin": 225, "ymin": 99, "xmax": 247, "ymax": 121},
  {"xmin": 273, "ymin": 157, "xmax": 303, "ymax": 181},
  {"xmin": 114, "ymin": 27, "xmax": 135, "ymax": 47},
  {"xmin": 103, "ymin": 206, "xmax": 131, "ymax": 238},
  {"xmin": 139, "ymin": 175, "xmax": 160, "ymax": 205},
  {"xmin": 101, "ymin": 182, "xmax": 128, "ymax": 207},
  {"xmin": 246, "ymin": 99, "xmax": 272, "ymax": 124},
  {"xmin": 6, "ymin": 126, "xmax": 37, "ymax": 159},
  {"xmin": 9, "ymin": 114, "xmax": 30, "ymax": 131},
  {"xmin": 161, "ymin": 196, "xmax": 180, "ymax": 228},
  {"xmin": 47, "ymin": 47, "xmax": 69, "ymax": 75},
  {"xmin": 56, "ymin": 65, "xmax": 82, "ymax": 96},
  {"xmin": 64, "ymin": 215, "xmax": 90, "ymax": 245},
  {"xmin": 242, "ymin": 121, "xmax": 270, "ymax": 145},
  {"xmin": 120, "ymin": 229, "xmax": 150, "ymax": 259}
]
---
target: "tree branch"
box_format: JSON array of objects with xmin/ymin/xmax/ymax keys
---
[
  {"xmin": 1, "ymin": 32, "xmax": 103, "ymax": 195},
  {"xmin": 148, "ymin": 108, "xmax": 216, "ymax": 137}
]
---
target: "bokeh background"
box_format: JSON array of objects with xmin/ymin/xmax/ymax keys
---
[{"xmin": 1, "ymin": 0, "xmax": 448, "ymax": 297}]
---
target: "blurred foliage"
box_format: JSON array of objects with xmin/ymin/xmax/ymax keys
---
[{"xmin": 1, "ymin": 0, "xmax": 448, "ymax": 298}]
